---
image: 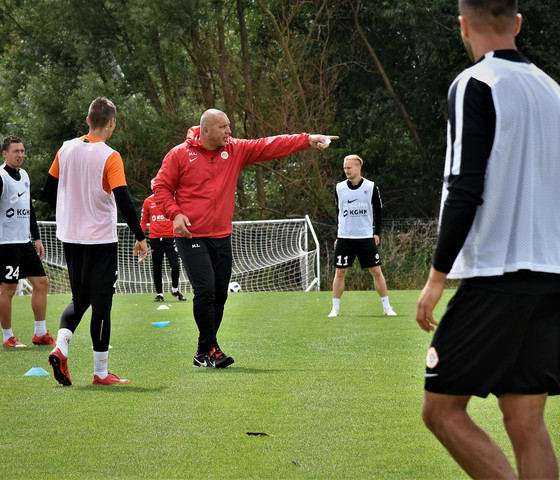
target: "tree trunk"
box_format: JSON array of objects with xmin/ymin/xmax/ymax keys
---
[
  {"xmin": 181, "ymin": 21, "xmax": 215, "ymax": 108},
  {"xmin": 151, "ymin": 29, "xmax": 176, "ymax": 117},
  {"xmin": 349, "ymin": 0, "xmax": 432, "ymax": 177},
  {"xmin": 238, "ymin": 0, "xmax": 267, "ymax": 217},
  {"xmin": 256, "ymin": 0, "xmax": 309, "ymax": 123}
]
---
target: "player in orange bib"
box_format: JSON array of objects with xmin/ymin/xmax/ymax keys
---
[{"xmin": 43, "ymin": 97, "xmax": 148, "ymax": 386}]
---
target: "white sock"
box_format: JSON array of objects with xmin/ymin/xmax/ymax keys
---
[
  {"xmin": 3, "ymin": 328, "xmax": 14, "ymax": 342},
  {"xmin": 332, "ymin": 298, "xmax": 341, "ymax": 311},
  {"xmin": 56, "ymin": 328, "xmax": 73, "ymax": 357},
  {"xmin": 34, "ymin": 320, "xmax": 47, "ymax": 336},
  {"xmin": 381, "ymin": 296, "xmax": 391, "ymax": 309},
  {"xmin": 94, "ymin": 351, "xmax": 109, "ymax": 379},
  {"xmin": 172, "ymin": 287, "xmax": 178, "ymax": 293}
]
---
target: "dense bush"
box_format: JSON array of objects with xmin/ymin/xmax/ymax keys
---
[{"xmin": 319, "ymin": 218, "xmax": 458, "ymax": 291}]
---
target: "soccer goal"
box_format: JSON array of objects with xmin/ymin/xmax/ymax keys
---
[{"xmin": 37, "ymin": 216, "xmax": 320, "ymax": 295}]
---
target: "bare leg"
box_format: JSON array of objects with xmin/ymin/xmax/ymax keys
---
[
  {"xmin": 422, "ymin": 391, "xmax": 517, "ymax": 479},
  {"xmin": 332, "ymin": 268, "xmax": 347, "ymax": 299},
  {"xmin": 0, "ymin": 283, "xmax": 17, "ymax": 329},
  {"xmin": 499, "ymin": 393, "xmax": 558, "ymax": 479},
  {"xmin": 29, "ymin": 276, "xmax": 49, "ymax": 321},
  {"xmin": 369, "ymin": 266, "xmax": 388, "ymax": 298}
]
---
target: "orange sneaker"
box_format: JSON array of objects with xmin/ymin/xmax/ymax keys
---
[
  {"xmin": 3, "ymin": 336, "xmax": 27, "ymax": 348},
  {"xmin": 93, "ymin": 372, "xmax": 130, "ymax": 385},
  {"xmin": 48, "ymin": 348, "xmax": 72, "ymax": 386},
  {"xmin": 32, "ymin": 332, "xmax": 56, "ymax": 346}
]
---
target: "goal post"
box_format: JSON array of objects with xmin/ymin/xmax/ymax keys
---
[
  {"xmin": 36, "ymin": 216, "xmax": 320, "ymax": 295},
  {"xmin": 230, "ymin": 215, "xmax": 320, "ymax": 292}
]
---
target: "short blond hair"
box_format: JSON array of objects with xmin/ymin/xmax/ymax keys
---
[{"xmin": 344, "ymin": 154, "xmax": 363, "ymax": 166}]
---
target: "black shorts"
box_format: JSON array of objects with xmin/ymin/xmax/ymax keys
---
[
  {"xmin": 64, "ymin": 242, "xmax": 118, "ymax": 296},
  {"xmin": 425, "ymin": 282, "xmax": 560, "ymax": 398},
  {"xmin": 0, "ymin": 242, "xmax": 46, "ymax": 283},
  {"xmin": 333, "ymin": 237, "xmax": 381, "ymax": 269}
]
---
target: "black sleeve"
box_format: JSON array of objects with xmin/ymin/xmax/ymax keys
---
[
  {"xmin": 30, "ymin": 203, "xmax": 40, "ymax": 241},
  {"xmin": 432, "ymin": 77, "xmax": 495, "ymax": 273},
  {"xmin": 0, "ymin": 175, "xmax": 3, "ymax": 197},
  {"xmin": 113, "ymin": 185, "xmax": 146, "ymax": 242},
  {"xmin": 372, "ymin": 184, "xmax": 383, "ymax": 236},
  {"xmin": 43, "ymin": 174, "xmax": 59, "ymax": 211},
  {"xmin": 334, "ymin": 188, "xmax": 339, "ymax": 237}
]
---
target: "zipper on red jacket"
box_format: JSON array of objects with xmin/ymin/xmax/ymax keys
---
[{"xmin": 210, "ymin": 153, "xmax": 217, "ymax": 232}]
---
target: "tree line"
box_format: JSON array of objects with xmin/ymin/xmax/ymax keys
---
[{"xmin": 1, "ymin": 0, "xmax": 558, "ymax": 237}]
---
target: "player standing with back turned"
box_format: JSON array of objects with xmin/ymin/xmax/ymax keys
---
[
  {"xmin": 44, "ymin": 97, "xmax": 148, "ymax": 386},
  {"xmin": 416, "ymin": 1, "xmax": 560, "ymax": 477}
]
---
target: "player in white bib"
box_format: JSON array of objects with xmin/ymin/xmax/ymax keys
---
[
  {"xmin": 328, "ymin": 154, "xmax": 396, "ymax": 317},
  {"xmin": 416, "ymin": 1, "xmax": 560, "ymax": 477},
  {"xmin": 0, "ymin": 135, "xmax": 54, "ymax": 348}
]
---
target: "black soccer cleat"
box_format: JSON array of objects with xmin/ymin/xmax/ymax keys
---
[
  {"xmin": 193, "ymin": 352, "xmax": 210, "ymax": 368},
  {"xmin": 172, "ymin": 291, "xmax": 186, "ymax": 301},
  {"xmin": 208, "ymin": 347, "xmax": 234, "ymax": 369},
  {"xmin": 154, "ymin": 294, "xmax": 164, "ymax": 302}
]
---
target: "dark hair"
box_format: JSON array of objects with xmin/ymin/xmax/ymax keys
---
[
  {"xmin": 459, "ymin": 0, "xmax": 517, "ymax": 17},
  {"xmin": 87, "ymin": 97, "xmax": 117, "ymax": 129},
  {"xmin": 2, "ymin": 135, "xmax": 23, "ymax": 152}
]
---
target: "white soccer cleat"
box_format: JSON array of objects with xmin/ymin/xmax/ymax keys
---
[
  {"xmin": 384, "ymin": 307, "xmax": 397, "ymax": 316},
  {"xmin": 328, "ymin": 308, "xmax": 339, "ymax": 317}
]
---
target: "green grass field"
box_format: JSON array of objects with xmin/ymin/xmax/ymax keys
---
[{"xmin": 3, "ymin": 290, "xmax": 559, "ymax": 479}]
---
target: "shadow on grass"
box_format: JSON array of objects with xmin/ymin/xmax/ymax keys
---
[
  {"xmin": 193, "ymin": 366, "xmax": 282, "ymax": 374},
  {"xmin": 67, "ymin": 385, "xmax": 171, "ymax": 393},
  {"xmin": 333, "ymin": 314, "xmax": 405, "ymax": 319}
]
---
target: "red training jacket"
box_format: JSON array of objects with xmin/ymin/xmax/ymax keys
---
[
  {"xmin": 153, "ymin": 126, "xmax": 310, "ymax": 238},
  {"xmin": 140, "ymin": 194, "xmax": 175, "ymax": 238}
]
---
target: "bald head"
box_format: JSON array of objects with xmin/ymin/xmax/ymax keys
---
[
  {"xmin": 200, "ymin": 109, "xmax": 226, "ymax": 128},
  {"xmin": 199, "ymin": 109, "xmax": 231, "ymax": 150}
]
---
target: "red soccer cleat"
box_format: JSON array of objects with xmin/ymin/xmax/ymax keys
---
[
  {"xmin": 48, "ymin": 347, "xmax": 72, "ymax": 386},
  {"xmin": 3, "ymin": 336, "xmax": 27, "ymax": 348},
  {"xmin": 92, "ymin": 372, "xmax": 130, "ymax": 385},
  {"xmin": 32, "ymin": 332, "xmax": 56, "ymax": 346}
]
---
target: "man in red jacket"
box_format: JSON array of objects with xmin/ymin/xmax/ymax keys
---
[
  {"xmin": 141, "ymin": 178, "xmax": 186, "ymax": 303},
  {"xmin": 154, "ymin": 108, "xmax": 336, "ymax": 368}
]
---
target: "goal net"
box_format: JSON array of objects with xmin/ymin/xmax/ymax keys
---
[{"xmin": 35, "ymin": 216, "xmax": 320, "ymax": 295}]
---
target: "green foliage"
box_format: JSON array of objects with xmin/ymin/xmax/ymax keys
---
[
  {"xmin": 381, "ymin": 219, "xmax": 438, "ymax": 289},
  {"xmin": 1, "ymin": 0, "xmax": 559, "ymax": 223},
  {"xmin": 319, "ymin": 219, "xmax": 447, "ymax": 291}
]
